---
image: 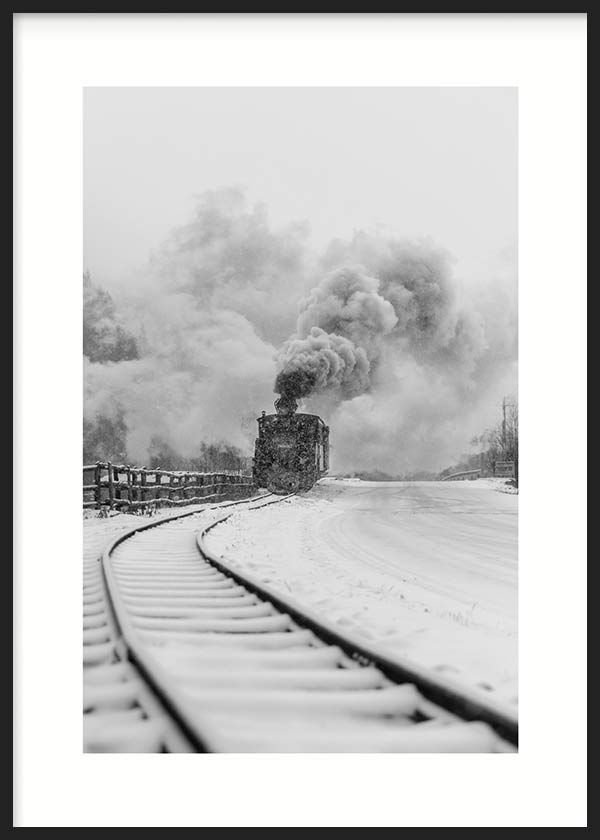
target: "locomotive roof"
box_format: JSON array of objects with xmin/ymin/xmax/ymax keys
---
[{"xmin": 258, "ymin": 412, "xmax": 327, "ymax": 424}]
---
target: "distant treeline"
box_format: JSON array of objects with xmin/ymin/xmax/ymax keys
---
[
  {"xmin": 340, "ymin": 399, "xmax": 519, "ymax": 483},
  {"xmin": 440, "ymin": 399, "xmax": 519, "ymax": 481},
  {"xmin": 83, "ymin": 416, "xmax": 251, "ymax": 473},
  {"xmin": 83, "ymin": 272, "xmax": 251, "ymax": 472},
  {"xmin": 83, "ymin": 271, "xmax": 139, "ymax": 363}
]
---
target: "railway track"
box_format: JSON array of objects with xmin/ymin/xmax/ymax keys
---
[{"xmin": 84, "ymin": 492, "xmax": 518, "ymax": 752}]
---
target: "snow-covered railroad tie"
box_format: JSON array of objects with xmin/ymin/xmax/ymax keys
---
[
  {"xmin": 83, "ymin": 519, "xmax": 194, "ymax": 752},
  {"xmin": 94, "ymin": 494, "xmax": 518, "ymax": 752},
  {"xmin": 83, "ymin": 494, "xmax": 275, "ymax": 752}
]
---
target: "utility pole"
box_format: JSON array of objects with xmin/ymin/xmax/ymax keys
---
[{"xmin": 501, "ymin": 394, "xmax": 518, "ymax": 486}]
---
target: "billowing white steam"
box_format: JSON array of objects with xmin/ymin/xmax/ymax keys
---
[
  {"xmin": 84, "ymin": 189, "xmax": 516, "ymax": 473},
  {"xmin": 276, "ymin": 235, "xmax": 516, "ymax": 474},
  {"xmin": 84, "ymin": 190, "xmax": 301, "ymax": 463}
]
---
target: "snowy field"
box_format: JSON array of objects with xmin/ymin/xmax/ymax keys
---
[{"xmin": 205, "ymin": 478, "xmax": 518, "ymax": 707}]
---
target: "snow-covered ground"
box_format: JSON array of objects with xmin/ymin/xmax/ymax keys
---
[
  {"xmin": 471, "ymin": 476, "xmax": 518, "ymax": 495},
  {"xmin": 205, "ymin": 478, "xmax": 518, "ymax": 707},
  {"xmin": 83, "ymin": 510, "xmax": 147, "ymax": 549}
]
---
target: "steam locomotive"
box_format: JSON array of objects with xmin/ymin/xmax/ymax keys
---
[{"xmin": 252, "ymin": 396, "xmax": 329, "ymax": 494}]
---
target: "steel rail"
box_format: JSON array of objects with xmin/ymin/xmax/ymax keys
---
[
  {"xmin": 100, "ymin": 492, "xmax": 284, "ymax": 752},
  {"xmin": 198, "ymin": 510, "xmax": 519, "ymax": 747},
  {"xmin": 98, "ymin": 491, "xmax": 517, "ymax": 751}
]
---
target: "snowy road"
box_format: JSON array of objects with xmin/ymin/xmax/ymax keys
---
[{"xmin": 205, "ymin": 478, "xmax": 518, "ymax": 705}]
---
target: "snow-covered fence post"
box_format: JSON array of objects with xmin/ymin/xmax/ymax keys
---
[
  {"xmin": 107, "ymin": 462, "xmax": 115, "ymax": 507},
  {"xmin": 94, "ymin": 462, "xmax": 101, "ymax": 508}
]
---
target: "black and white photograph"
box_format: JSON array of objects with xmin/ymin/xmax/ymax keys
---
[
  {"xmin": 14, "ymin": 12, "xmax": 586, "ymax": 828},
  {"xmin": 82, "ymin": 86, "xmax": 519, "ymax": 753}
]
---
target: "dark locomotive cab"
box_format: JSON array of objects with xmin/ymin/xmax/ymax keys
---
[{"xmin": 253, "ymin": 396, "xmax": 329, "ymax": 494}]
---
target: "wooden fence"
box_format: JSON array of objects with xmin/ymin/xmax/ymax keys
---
[
  {"xmin": 441, "ymin": 462, "xmax": 516, "ymax": 482},
  {"xmin": 83, "ymin": 462, "xmax": 254, "ymax": 510},
  {"xmin": 441, "ymin": 469, "xmax": 482, "ymax": 481}
]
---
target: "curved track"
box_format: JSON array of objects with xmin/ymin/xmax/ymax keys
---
[{"xmin": 84, "ymin": 493, "xmax": 518, "ymax": 752}]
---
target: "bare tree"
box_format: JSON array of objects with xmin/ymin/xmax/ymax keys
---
[{"xmin": 453, "ymin": 399, "xmax": 518, "ymax": 485}]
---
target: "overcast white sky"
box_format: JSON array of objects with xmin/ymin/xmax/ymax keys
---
[{"xmin": 84, "ymin": 87, "xmax": 517, "ymax": 288}]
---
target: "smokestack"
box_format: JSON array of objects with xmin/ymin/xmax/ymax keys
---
[{"xmin": 274, "ymin": 395, "xmax": 298, "ymax": 416}]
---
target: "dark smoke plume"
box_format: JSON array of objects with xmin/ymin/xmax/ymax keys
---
[
  {"xmin": 275, "ymin": 328, "xmax": 370, "ymax": 400},
  {"xmin": 275, "ymin": 265, "xmax": 397, "ymax": 401}
]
